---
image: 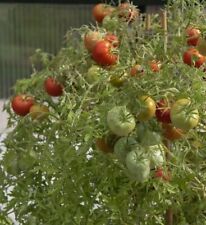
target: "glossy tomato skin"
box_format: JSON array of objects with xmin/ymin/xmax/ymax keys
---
[
  {"xmin": 186, "ymin": 27, "xmax": 200, "ymax": 46},
  {"xmin": 126, "ymin": 150, "xmax": 150, "ymax": 182},
  {"xmin": 155, "ymin": 99, "xmax": 171, "ymax": 124},
  {"xmin": 92, "ymin": 4, "xmax": 115, "ymax": 23},
  {"xmin": 136, "ymin": 96, "xmax": 156, "ymax": 121},
  {"xmin": 92, "ymin": 41, "xmax": 118, "ymax": 66},
  {"xmin": 171, "ymin": 98, "xmax": 199, "ymax": 131},
  {"xmin": 183, "ymin": 48, "xmax": 205, "ymax": 68},
  {"xmin": 11, "ymin": 95, "xmax": 34, "ymax": 116},
  {"xmin": 84, "ymin": 31, "xmax": 102, "ymax": 52},
  {"xmin": 104, "ymin": 33, "xmax": 119, "ymax": 48},
  {"xmin": 118, "ymin": 3, "xmax": 139, "ymax": 23},
  {"xmin": 162, "ymin": 123, "xmax": 185, "ymax": 141},
  {"xmin": 44, "ymin": 77, "xmax": 63, "ymax": 97},
  {"xmin": 29, "ymin": 104, "xmax": 49, "ymax": 120},
  {"xmin": 130, "ymin": 64, "xmax": 144, "ymax": 77},
  {"xmin": 107, "ymin": 106, "xmax": 136, "ymax": 136}
]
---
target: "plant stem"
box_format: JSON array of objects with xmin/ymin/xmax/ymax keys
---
[{"xmin": 165, "ymin": 208, "xmax": 173, "ymax": 225}]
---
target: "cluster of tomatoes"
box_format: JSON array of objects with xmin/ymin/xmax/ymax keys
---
[
  {"xmin": 86, "ymin": 5, "xmax": 202, "ymax": 183},
  {"xmin": 183, "ymin": 26, "xmax": 206, "ymax": 68},
  {"xmin": 11, "ymin": 77, "xmax": 64, "ymax": 119}
]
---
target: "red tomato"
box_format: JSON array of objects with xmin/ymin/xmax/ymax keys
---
[
  {"xmin": 84, "ymin": 31, "xmax": 103, "ymax": 52},
  {"xmin": 130, "ymin": 64, "xmax": 144, "ymax": 77},
  {"xmin": 44, "ymin": 77, "xmax": 63, "ymax": 97},
  {"xmin": 11, "ymin": 95, "xmax": 34, "ymax": 116},
  {"xmin": 186, "ymin": 27, "xmax": 200, "ymax": 46},
  {"xmin": 118, "ymin": 3, "xmax": 139, "ymax": 23},
  {"xmin": 92, "ymin": 40, "xmax": 118, "ymax": 66},
  {"xmin": 162, "ymin": 123, "xmax": 185, "ymax": 141},
  {"xmin": 149, "ymin": 60, "xmax": 161, "ymax": 72},
  {"xmin": 104, "ymin": 33, "xmax": 119, "ymax": 48},
  {"xmin": 154, "ymin": 167, "xmax": 164, "ymax": 178},
  {"xmin": 92, "ymin": 4, "xmax": 115, "ymax": 23},
  {"xmin": 155, "ymin": 99, "xmax": 171, "ymax": 124},
  {"xmin": 183, "ymin": 48, "xmax": 205, "ymax": 68}
]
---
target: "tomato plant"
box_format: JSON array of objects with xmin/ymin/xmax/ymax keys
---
[
  {"xmin": 92, "ymin": 40, "xmax": 118, "ymax": 66},
  {"xmin": 2, "ymin": 1, "xmax": 206, "ymax": 224},
  {"xmin": 11, "ymin": 95, "xmax": 34, "ymax": 116},
  {"xmin": 197, "ymin": 37, "xmax": 206, "ymax": 56}
]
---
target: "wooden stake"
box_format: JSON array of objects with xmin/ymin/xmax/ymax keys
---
[
  {"xmin": 161, "ymin": 10, "xmax": 168, "ymax": 53},
  {"xmin": 165, "ymin": 208, "xmax": 174, "ymax": 225},
  {"xmin": 145, "ymin": 13, "xmax": 151, "ymax": 31}
]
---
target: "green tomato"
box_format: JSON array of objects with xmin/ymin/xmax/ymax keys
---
[
  {"xmin": 126, "ymin": 150, "xmax": 150, "ymax": 182},
  {"xmin": 102, "ymin": 15, "xmax": 119, "ymax": 32},
  {"xmin": 86, "ymin": 65, "xmax": 101, "ymax": 84},
  {"xmin": 145, "ymin": 144, "xmax": 165, "ymax": 169},
  {"xmin": 114, "ymin": 137, "xmax": 138, "ymax": 162},
  {"xmin": 140, "ymin": 130, "xmax": 162, "ymax": 146},
  {"xmin": 171, "ymin": 98, "xmax": 199, "ymax": 131},
  {"xmin": 107, "ymin": 106, "xmax": 136, "ymax": 136}
]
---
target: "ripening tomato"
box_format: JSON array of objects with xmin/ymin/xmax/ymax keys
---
[
  {"xmin": 44, "ymin": 77, "xmax": 63, "ymax": 97},
  {"xmin": 183, "ymin": 48, "xmax": 205, "ymax": 68},
  {"xmin": 109, "ymin": 74, "xmax": 127, "ymax": 87},
  {"xmin": 84, "ymin": 31, "xmax": 103, "ymax": 52},
  {"xmin": 186, "ymin": 27, "xmax": 200, "ymax": 46},
  {"xmin": 96, "ymin": 133, "xmax": 119, "ymax": 154},
  {"xmin": 114, "ymin": 137, "xmax": 138, "ymax": 163},
  {"xmin": 136, "ymin": 96, "xmax": 156, "ymax": 121},
  {"xmin": 197, "ymin": 37, "xmax": 206, "ymax": 56},
  {"xmin": 11, "ymin": 95, "xmax": 34, "ymax": 116},
  {"xmin": 92, "ymin": 40, "xmax": 118, "ymax": 66},
  {"xmin": 29, "ymin": 104, "xmax": 49, "ymax": 120},
  {"xmin": 126, "ymin": 150, "xmax": 150, "ymax": 182},
  {"xmin": 104, "ymin": 33, "xmax": 119, "ymax": 48},
  {"xmin": 96, "ymin": 137, "xmax": 113, "ymax": 154},
  {"xmin": 92, "ymin": 3, "xmax": 115, "ymax": 23},
  {"xmin": 107, "ymin": 106, "xmax": 136, "ymax": 136},
  {"xmin": 149, "ymin": 60, "xmax": 161, "ymax": 72},
  {"xmin": 162, "ymin": 123, "xmax": 185, "ymax": 141},
  {"xmin": 130, "ymin": 64, "xmax": 144, "ymax": 77},
  {"xmin": 154, "ymin": 167, "xmax": 164, "ymax": 178},
  {"xmin": 155, "ymin": 99, "xmax": 171, "ymax": 124},
  {"xmin": 118, "ymin": 3, "xmax": 139, "ymax": 23},
  {"xmin": 171, "ymin": 98, "xmax": 199, "ymax": 131}
]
